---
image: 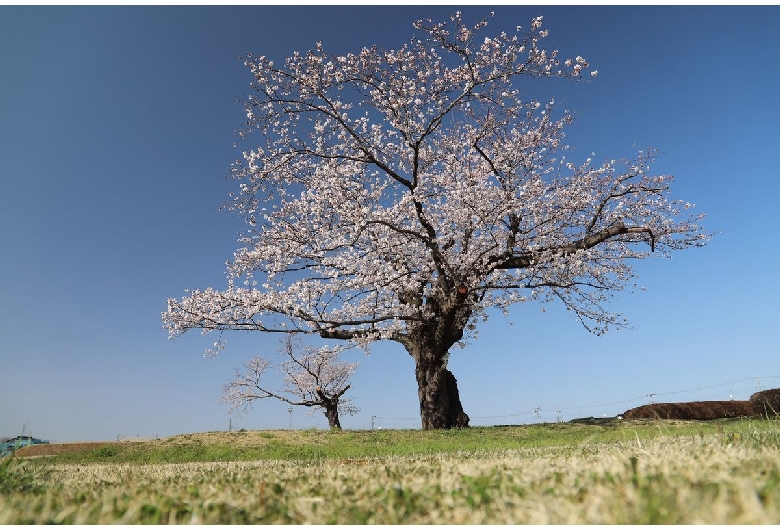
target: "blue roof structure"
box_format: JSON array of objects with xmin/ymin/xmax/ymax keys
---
[{"xmin": 0, "ymin": 436, "xmax": 49, "ymax": 457}]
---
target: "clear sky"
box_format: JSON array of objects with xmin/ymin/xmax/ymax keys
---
[{"xmin": 2, "ymin": 6, "xmax": 779, "ymax": 442}]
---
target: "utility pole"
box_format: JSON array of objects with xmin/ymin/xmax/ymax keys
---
[
  {"xmin": 288, "ymin": 407, "xmax": 293, "ymax": 430},
  {"xmin": 371, "ymin": 416, "xmax": 376, "ymax": 430},
  {"xmin": 647, "ymin": 393, "xmax": 655, "ymax": 404},
  {"xmin": 534, "ymin": 407, "xmax": 542, "ymax": 423}
]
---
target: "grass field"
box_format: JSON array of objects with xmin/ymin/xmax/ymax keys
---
[{"xmin": 2, "ymin": 419, "xmax": 779, "ymax": 524}]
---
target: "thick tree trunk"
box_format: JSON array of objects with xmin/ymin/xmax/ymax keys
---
[
  {"xmin": 414, "ymin": 353, "xmax": 470, "ymax": 430},
  {"xmin": 399, "ymin": 287, "xmax": 474, "ymax": 429},
  {"xmin": 323, "ymin": 405, "xmax": 342, "ymax": 430}
]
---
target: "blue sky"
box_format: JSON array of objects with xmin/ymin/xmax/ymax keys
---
[{"xmin": 1, "ymin": 6, "xmax": 778, "ymax": 441}]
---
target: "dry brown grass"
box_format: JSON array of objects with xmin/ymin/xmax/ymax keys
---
[{"xmin": 3, "ymin": 427, "xmax": 780, "ymax": 524}]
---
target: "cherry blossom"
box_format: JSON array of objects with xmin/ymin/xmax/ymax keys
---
[{"xmin": 164, "ymin": 13, "xmax": 710, "ymax": 429}]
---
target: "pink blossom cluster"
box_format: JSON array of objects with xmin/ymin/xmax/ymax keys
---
[{"xmin": 164, "ymin": 13, "xmax": 709, "ymax": 354}]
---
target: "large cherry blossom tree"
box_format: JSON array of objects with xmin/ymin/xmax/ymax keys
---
[
  {"xmin": 221, "ymin": 336, "xmax": 358, "ymax": 430},
  {"xmin": 164, "ymin": 13, "xmax": 710, "ymax": 429}
]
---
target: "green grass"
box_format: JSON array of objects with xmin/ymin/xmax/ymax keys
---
[
  {"xmin": 0, "ymin": 452, "xmax": 51, "ymax": 495},
  {"xmin": 2, "ymin": 419, "xmax": 780, "ymax": 524},
  {"xmin": 44, "ymin": 417, "xmax": 767, "ymax": 464}
]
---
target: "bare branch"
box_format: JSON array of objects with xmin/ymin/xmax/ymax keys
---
[{"xmin": 493, "ymin": 222, "xmax": 656, "ymax": 271}]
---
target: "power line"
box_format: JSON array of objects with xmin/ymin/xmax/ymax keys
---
[
  {"xmin": 372, "ymin": 374, "xmax": 780, "ymax": 426},
  {"xmin": 555, "ymin": 375, "xmax": 780, "ymax": 416},
  {"xmin": 652, "ymin": 377, "xmax": 765, "ymax": 397},
  {"xmin": 559, "ymin": 395, "xmax": 647, "ymax": 411},
  {"xmin": 471, "ymin": 409, "xmax": 536, "ymax": 420}
]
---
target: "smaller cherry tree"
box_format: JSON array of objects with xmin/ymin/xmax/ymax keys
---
[{"xmin": 221, "ymin": 336, "xmax": 359, "ymax": 429}]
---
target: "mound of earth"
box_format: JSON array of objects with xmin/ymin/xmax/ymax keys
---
[
  {"xmin": 623, "ymin": 400, "xmax": 754, "ymax": 420},
  {"xmin": 750, "ymin": 388, "xmax": 780, "ymax": 417},
  {"xmin": 13, "ymin": 442, "xmax": 117, "ymax": 458},
  {"xmin": 623, "ymin": 388, "xmax": 780, "ymax": 420}
]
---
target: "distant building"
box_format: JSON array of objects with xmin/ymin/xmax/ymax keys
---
[{"xmin": 0, "ymin": 436, "xmax": 49, "ymax": 457}]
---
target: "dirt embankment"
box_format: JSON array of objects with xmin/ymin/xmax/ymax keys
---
[
  {"xmin": 13, "ymin": 442, "xmax": 117, "ymax": 458},
  {"xmin": 623, "ymin": 388, "xmax": 780, "ymax": 420}
]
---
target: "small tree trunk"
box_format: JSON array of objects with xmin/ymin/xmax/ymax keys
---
[
  {"xmin": 324, "ymin": 405, "xmax": 342, "ymax": 430},
  {"xmin": 415, "ymin": 354, "xmax": 470, "ymax": 430}
]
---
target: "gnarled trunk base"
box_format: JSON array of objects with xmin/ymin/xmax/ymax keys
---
[
  {"xmin": 416, "ymin": 361, "xmax": 470, "ymax": 430},
  {"xmin": 324, "ymin": 406, "xmax": 342, "ymax": 430}
]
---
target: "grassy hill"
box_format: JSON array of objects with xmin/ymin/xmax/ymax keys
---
[{"xmin": 10, "ymin": 417, "xmax": 762, "ymax": 463}]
